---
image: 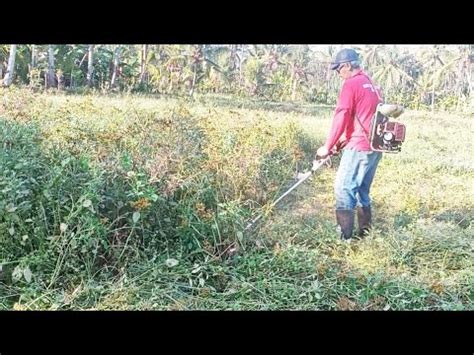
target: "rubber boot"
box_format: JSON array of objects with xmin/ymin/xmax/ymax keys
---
[
  {"xmin": 357, "ymin": 206, "xmax": 372, "ymax": 238},
  {"xmin": 335, "ymin": 209, "xmax": 355, "ymax": 241}
]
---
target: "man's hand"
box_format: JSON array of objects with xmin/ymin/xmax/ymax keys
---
[
  {"xmin": 316, "ymin": 146, "xmax": 330, "ymax": 159},
  {"xmin": 334, "ymin": 139, "xmax": 347, "ymax": 154}
]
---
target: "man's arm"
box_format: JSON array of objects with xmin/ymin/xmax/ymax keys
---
[{"xmin": 324, "ymin": 82, "xmax": 354, "ymax": 152}]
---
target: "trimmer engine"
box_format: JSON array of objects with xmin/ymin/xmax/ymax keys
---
[{"xmin": 369, "ymin": 104, "xmax": 406, "ymax": 153}]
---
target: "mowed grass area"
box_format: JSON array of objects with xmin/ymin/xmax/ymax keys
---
[{"xmin": 0, "ymin": 87, "xmax": 472, "ymax": 310}]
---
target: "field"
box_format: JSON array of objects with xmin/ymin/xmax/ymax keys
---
[{"xmin": 0, "ymin": 87, "xmax": 472, "ymax": 310}]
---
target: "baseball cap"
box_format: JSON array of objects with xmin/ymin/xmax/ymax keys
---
[{"xmin": 330, "ymin": 48, "xmax": 360, "ymax": 70}]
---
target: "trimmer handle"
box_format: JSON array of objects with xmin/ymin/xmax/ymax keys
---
[{"xmin": 312, "ymin": 154, "xmax": 333, "ymax": 171}]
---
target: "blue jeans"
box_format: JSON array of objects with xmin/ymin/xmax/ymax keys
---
[{"xmin": 334, "ymin": 149, "xmax": 382, "ymax": 210}]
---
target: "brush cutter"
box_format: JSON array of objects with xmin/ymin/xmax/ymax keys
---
[{"xmin": 244, "ymin": 147, "xmax": 340, "ymax": 232}]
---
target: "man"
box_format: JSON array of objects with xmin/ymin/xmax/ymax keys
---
[{"xmin": 316, "ymin": 48, "xmax": 383, "ymax": 241}]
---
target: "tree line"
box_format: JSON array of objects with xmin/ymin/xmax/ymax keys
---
[{"xmin": 1, "ymin": 44, "xmax": 472, "ymax": 110}]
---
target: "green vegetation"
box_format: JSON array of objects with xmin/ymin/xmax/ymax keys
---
[{"xmin": 1, "ymin": 88, "xmax": 472, "ymax": 310}]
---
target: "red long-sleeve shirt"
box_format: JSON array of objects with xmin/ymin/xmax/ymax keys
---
[{"xmin": 324, "ymin": 70, "xmax": 382, "ymax": 152}]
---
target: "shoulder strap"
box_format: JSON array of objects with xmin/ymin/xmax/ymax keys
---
[{"xmin": 354, "ymin": 73, "xmax": 383, "ymax": 144}]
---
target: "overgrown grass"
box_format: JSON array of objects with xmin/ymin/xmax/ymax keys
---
[{"xmin": 0, "ymin": 87, "xmax": 472, "ymax": 310}]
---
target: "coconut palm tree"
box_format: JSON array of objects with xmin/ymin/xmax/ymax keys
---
[
  {"xmin": 87, "ymin": 45, "xmax": 95, "ymax": 87},
  {"xmin": 3, "ymin": 44, "xmax": 17, "ymax": 87}
]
